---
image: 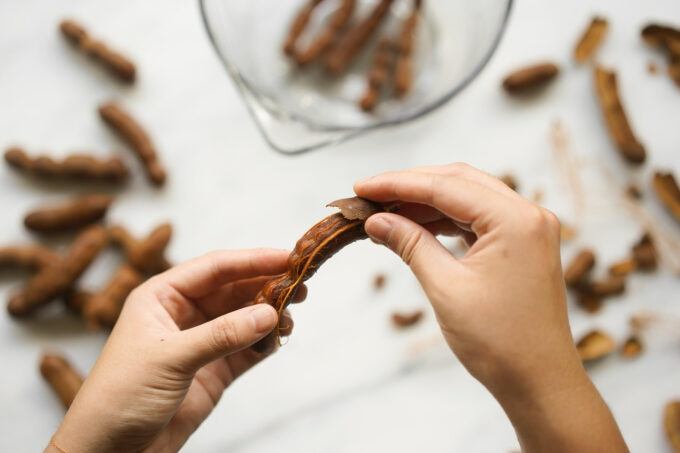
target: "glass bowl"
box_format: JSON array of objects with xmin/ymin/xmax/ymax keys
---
[{"xmin": 200, "ymin": 0, "xmax": 513, "ymax": 154}]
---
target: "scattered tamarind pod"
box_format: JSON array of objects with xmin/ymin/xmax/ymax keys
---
[
  {"xmin": 391, "ymin": 309, "xmax": 423, "ymax": 328},
  {"xmin": 109, "ymin": 223, "xmax": 172, "ymax": 275},
  {"xmin": 608, "ymin": 258, "xmax": 637, "ymax": 277},
  {"xmin": 583, "ymin": 275, "xmax": 626, "ymax": 298},
  {"xmin": 40, "ymin": 353, "xmax": 84, "ymax": 409},
  {"xmin": 23, "ymin": 194, "xmax": 113, "ymax": 233},
  {"xmin": 0, "ymin": 246, "xmax": 59, "ymax": 272},
  {"xmin": 394, "ymin": 0, "xmax": 422, "ymax": 98},
  {"xmin": 4, "ymin": 147, "xmax": 128, "ymax": 183},
  {"xmin": 621, "ymin": 335, "xmax": 643, "ymax": 358},
  {"xmin": 502, "ymin": 62, "xmax": 559, "ymax": 94},
  {"xmin": 573, "ymin": 16, "xmax": 608, "ymax": 63},
  {"xmin": 59, "ymin": 19, "xmax": 136, "ymax": 83},
  {"xmin": 251, "ymin": 197, "xmax": 390, "ymax": 353},
  {"xmin": 577, "ymin": 291, "xmax": 602, "ymax": 314},
  {"xmin": 359, "ymin": 39, "xmax": 396, "ymax": 112},
  {"xmin": 283, "ymin": 0, "xmax": 326, "ymax": 56},
  {"xmin": 324, "ymin": 0, "xmax": 394, "ymax": 75},
  {"xmin": 632, "ymin": 233, "xmax": 657, "ymax": 270},
  {"xmin": 653, "ymin": 171, "xmax": 680, "ymax": 225},
  {"xmin": 666, "ymin": 401, "xmax": 680, "ymax": 453},
  {"xmin": 83, "ymin": 265, "xmax": 143, "ymax": 330},
  {"xmin": 63, "ymin": 290, "xmax": 92, "ymax": 314},
  {"xmin": 7, "ymin": 225, "xmax": 108, "ymax": 317},
  {"xmin": 499, "ymin": 174, "xmax": 518, "ymax": 192},
  {"xmin": 641, "ymin": 24, "xmax": 680, "ymax": 89},
  {"xmin": 576, "ymin": 330, "xmax": 616, "ymax": 361},
  {"xmin": 98, "ymin": 101, "xmax": 166, "ymax": 186},
  {"xmin": 593, "ymin": 66, "xmax": 646, "ymax": 164},
  {"xmin": 295, "ymin": 0, "xmax": 356, "ymax": 66},
  {"xmin": 564, "ymin": 249, "xmax": 595, "ymax": 288}
]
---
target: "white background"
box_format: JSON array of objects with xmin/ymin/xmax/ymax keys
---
[{"xmin": 1, "ymin": 0, "xmax": 680, "ymax": 451}]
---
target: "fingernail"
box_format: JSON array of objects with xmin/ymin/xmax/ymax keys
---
[
  {"xmin": 249, "ymin": 305, "xmax": 277, "ymax": 333},
  {"xmin": 367, "ymin": 215, "xmax": 393, "ymax": 245}
]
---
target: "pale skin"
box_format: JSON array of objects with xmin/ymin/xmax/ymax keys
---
[{"xmin": 45, "ymin": 163, "xmax": 628, "ymax": 453}]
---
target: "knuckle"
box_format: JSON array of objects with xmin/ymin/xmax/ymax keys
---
[
  {"xmin": 542, "ymin": 209, "xmax": 561, "ymax": 237},
  {"xmin": 398, "ymin": 228, "xmax": 425, "ymax": 266}
]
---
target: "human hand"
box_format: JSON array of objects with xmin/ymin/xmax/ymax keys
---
[
  {"xmin": 355, "ymin": 163, "xmax": 628, "ymax": 452},
  {"xmin": 46, "ymin": 249, "xmax": 304, "ymax": 453}
]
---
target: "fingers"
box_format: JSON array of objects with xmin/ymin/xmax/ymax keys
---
[
  {"xmin": 365, "ymin": 212, "xmax": 459, "ymax": 291},
  {"xmin": 421, "ymin": 219, "xmax": 477, "ymax": 246},
  {"xmin": 163, "ymin": 249, "xmax": 289, "ymax": 299},
  {"xmin": 174, "ymin": 304, "xmax": 278, "ymax": 371},
  {"xmin": 410, "ymin": 163, "xmax": 520, "ymax": 197}
]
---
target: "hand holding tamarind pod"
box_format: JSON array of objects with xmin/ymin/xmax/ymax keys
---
[
  {"xmin": 325, "ymin": 0, "xmax": 394, "ymax": 75},
  {"xmin": 283, "ymin": 0, "xmax": 326, "ymax": 56},
  {"xmin": 394, "ymin": 0, "xmax": 422, "ymax": 98},
  {"xmin": 502, "ymin": 62, "xmax": 560, "ymax": 94},
  {"xmin": 653, "ymin": 171, "xmax": 680, "ymax": 225},
  {"xmin": 359, "ymin": 39, "xmax": 396, "ymax": 112},
  {"xmin": 82, "ymin": 265, "xmax": 143, "ymax": 330},
  {"xmin": 251, "ymin": 197, "xmax": 390, "ymax": 353},
  {"xmin": 109, "ymin": 223, "xmax": 172, "ymax": 275},
  {"xmin": 24, "ymin": 194, "xmax": 113, "ymax": 233},
  {"xmin": 7, "ymin": 225, "xmax": 108, "ymax": 317},
  {"xmin": 0, "ymin": 246, "xmax": 59, "ymax": 272},
  {"xmin": 99, "ymin": 101, "xmax": 166, "ymax": 186},
  {"xmin": 39, "ymin": 353, "xmax": 84, "ymax": 409},
  {"xmin": 4, "ymin": 147, "xmax": 128, "ymax": 183},
  {"xmin": 573, "ymin": 17, "xmax": 608, "ymax": 63},
  {"xmin": 295, "ymin": 0, "xmax": 356, "ymax": 66},
  {"xmin": 59, "ymin": 19, "xmax": 136, "ymax": 83},
  {"xmin": 593, "ymin": 66, "xmax": 646, "ymax": 164}
]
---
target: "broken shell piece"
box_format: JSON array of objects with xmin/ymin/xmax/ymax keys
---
[
  {"xmin": 576, "ymin": 330, "xmax": 616, "ymax": 361},
  {"xmin": 665, "ymin": 401, "xmax": 680, "ymax": 452},
  {"xmin": 621, "ymin": 335, "xmax": 643, "ymax": 358}
]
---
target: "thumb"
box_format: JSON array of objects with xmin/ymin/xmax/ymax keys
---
[
  {"xmin": 175, "ymin": 304, "xmax": 278, "ymax": 371},
  {"xmin": 365, "ymin": 213, "xmax": 454, "ymax": 288}
]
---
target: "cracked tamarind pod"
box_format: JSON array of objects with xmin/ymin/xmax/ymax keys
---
[
  {"xmin": 4, "ymin": 147, "xmax": 128, "ymax": 183},
  {"xmin": 251, "ymin": 197, "xmax": 389, "ymax": 354},
  {"xmin": 40, "ymin": 352, "xmax": 84, "ymax": 409},
  {"xmin": 82, "ymin": 264, "xmax": 143, "ymax": 330},
  {"xmin": 295, "ymin": 0, "xmax": 356, "ymax": 66},
  {"xmin": 0, "ymin": 246, "xmax": 59, "ymax": 272},
  {"xmin": 7, "ymin": 225, "xmax": 108, "ymax": 317},
  {"xmin": 24, "ymin": 194, "xmax": 113, "ymax": 233},
  {"xmin": 109, "ymin": 223, "xmax": 172, "ymax": 275},
  {"xmin": 59, "ymin": 19, "xmax": 136, "ymax": 83}
]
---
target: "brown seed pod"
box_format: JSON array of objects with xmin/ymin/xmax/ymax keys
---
[
  {"xmin": 574, "ymin": 16, "xmax": 608, "ymax": 63},
  {"xmin": 632, "ymin": 233, "xmax": 657, "ymax": 270},
  {"xmin": 295, "ymin": 0, "xmax": 356, "ymax": 65},
  {"xmin": 7, "ymin": 225, "xmax": 108, "ymax": 317},
  {"xmin": 82, "ymin": 265, "xmax": 143, "ymax": 330},
  {"xmin": 502, "ymin": 62, "xmax": 559, "ymax": 94},
  {"xmin": 4, "ymin": 147, "xmax": 128, "ymax": 183},
  {"xmin": 252, "ymin": 197, "xmax": 387, "ymax": 353},
  {"xmin": 109, "ymin": 223, "xmax": 172, "ymax": 275},
  {"xmin": 641, "ymin": 23, "xmax": 680, "ymax": 88},
  {"xmin": 0, "ymin": 246, "xmax": 59, "ymax": 272},
  {"xmin": 584, "ymin": 275, "xmax": 626, "ymax": 298},
  {"xmin": 99, "ymin": 101, "xmax": 166, "ymax": 186},
  {"xmin": 621, "ymin": 335, "xmax": 643, "ymax": 358},
  {"xmin": 39, "ymin": 352, "xmax": 84, "ymax": 409},
  {"xmin": 577, "ymin": 291, "xmax": 603, "ymax": 314},
  {"xmin": 391, "ymin": 309, "xmax": 423, "ymax": 328},
  {"xmin": 360, "ymin": 39, "xmax": 396, "ymax": 112},
  {"xmin": 665, "ymin": 401, "xmax": 680, "ymax": 452},
  {"xmin": 394, "ymin": 0, "xmax": 422, "ymax": 97},
  {"xmin": 576, "ymin": 330, "xmax": 616, "ymax": 361},
  {"xmin": 564, "ymin": 249, "xmax": 596, "ymax": 288},
  {"xmin": 59, "ymin": 19, "xmax": 136, "ymax": 83},
  {"xmin": 283, "ymin": 0, "xmax": 326, "ymax": 56},
  {"xmin": 24, "ymin": 194, "xmax": 112, "ymax": 233},
  {"xmin": 608, "ymin": 259, "xmax": 637, "ymax": 277},
  {"xmin": 653, "ymin": 171, "xmax": 680, "ymax": 225},
  {"xmin": 594, "ymin": 66, "xmax": 646, "ymax": 164}
]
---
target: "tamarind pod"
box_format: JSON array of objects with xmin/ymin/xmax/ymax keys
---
[
  {"xmin": 576, "ymin": 330, "xmax": 616, "ymax": 361},
  {"xmin": 60, "ymin": 20, "xmax": 136, "ymax": 83},
  {"xmin": 99, "ymin": 102, "xmax": 166, "ymax": 186},
  {"xmin": 4, "ymin": 148, "xmax": 128, "ymax": 183},
  {"xmin": 502, "ymin": 62, "xmax": 559, "ymax": 94},
  {"xmin": 24, "ymin": 194, "xmax": 113, "ymax": 233},
  {"xmin": 63, "ymin": 290, "xmax": 93, "ymax": 314},
  {"xmin": 394, "ymin": 1, "xmax": 421, "ymax": 97},
  {"xmin": 564, "ymin": 249, "xmax": 595, "ymax": 288},
  {"xmin": 577, "ymin": 291, "xmax": 603, "ymax": 314},
  {"xmin": 295, "ymin": 0, "xmax": 356, "ymax": 66},
  {"xmin": 665, "ymin": 401, "xmax": 680, "ymax": 453},
  {"xmin": 0, "ymin": 246, "xmax": 59, "ymax": 271},
  {"xmin": 632, "ymin": 233, "xmax": 657, "ymax": 270},
  {"xmin": 7, "ymin": 225, "xmax": 108, "ymax": 317},
  {"xmin": 594, "ymin": 66, "xmax": 646, "ymax": 164},
  {"xmin": 583, "ymin": 275, "xmax": 626, "ymax": 298},
  {"xmin": 39, "ymin": 353, "xmax": 84, "ymax": 409},
  {"xmin": 641, "ymin": 24, "xmax": 680, "ymax": 53},
  {"xmin": 110, "ymin": 223, "xmax": 172, "ymax": 275},
  {"xmin": 360, "ymin": 40, "xmax": 395, "ymax": 112},
  {"xmin": 252, "ymin": 197, "xmax": 385, "ymax": 353},
  {"xmin": 574, "ymin": 17, "xmax": 608, "ymax": 63},
  {"xmin": 608, "ymin": 259, "xmax": 636, "ymax": 277},
  {"xmin": 325, "ymin": 0, "xmax": 393, "ymax": 75},
  {"xmin": 83, "ymin": 265, "xmax": 143, "ymax": 330},
  {"xmin": 283, "ymin": 0, "xmax": 326, "ymax": 56},
  {"xmin": 653, "ymin": 172, "xmax": 680, "ymax": 225}
]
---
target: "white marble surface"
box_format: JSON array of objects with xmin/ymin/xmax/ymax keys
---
[{"xmin": 1, "ymin": 0, "xmax": 680, "ymax": 452}]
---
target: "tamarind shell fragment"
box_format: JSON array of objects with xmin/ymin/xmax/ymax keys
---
[
  {"xmin": 574, "ymin": 17, "xmax": 608, "ymax": 63},
  {"xmin": 576, "ymin": 330, "xmax": 616, "ymax": 361},
  {"xmin": 665, "ymin": 401, "xmax": 680, "ymax": 453},
  {"xmin": 564, "ymin": 249, "xmax": 595, "ymax": 288},
  {"xmin": 24, "ymin": 194, "xmax": 112, "ymax": 233},
  {"xmin": 653, "ymin": 171, "xmax": 680, "ymax": 225},
  {"xmin": 632, "ymin": 233, "xmax": 657, "ymax": 270},
  {"xmin": 621, "ymin": 335, "xmax": 643, "ymax": 358},
  {"xmin": 502, "ymin": 62, "xmax": 559, "ymax": 94},
  {"xmin": 594, "ymin": 66, "xmax": 646, "ymax": 164},
  {"xmin": 39, "ymin": 353, "xmax": 84, "ymax": 409},
  {"xmin": 251, "ymin": 197, "xmax": 385, "ymax": 353}
]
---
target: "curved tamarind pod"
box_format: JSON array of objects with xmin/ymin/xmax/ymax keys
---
[
  {"xmin": 24, "ymin": 194, "xmax": 113, "ymax": 233},
  {"xmin": 325, "ymin": 0, "xmax": 393, "ymax": 75},
  {"xmin": 110, "ymin": 223, "xmax": 172, "ymax": 275},
  {"xmin": 83, "ymin": 264, "xmax": 143, "ymax": 330},
  {"xmin": 4, "ymin": 147, "xmax": 128, "ymax": 183},
  {"xmin": 99, "ymin": 101, "xmax": 166, "ymax": 186},
  {"xmin": 7, "ymin": 225, "xmax": 108, "ymax": 317},
  {"xmin": 502, "ymin": 62, "xmax": 559, "ymax": 94},
  {"xmin": 60, "ymin": 19, "xmax": 136, "ymax": 83},
  {"xmin": 295, "ymin": 0, "xmax": 356, "ymax": 66},
  {"xmin": 251, "ymin": 197, "xmax": 387, "ymax": 353},
  {"xmin": 283, "ymin": 0, "xmax": 326, "ymax": 56},
  {"xmin": 0, "ymin": 246, "xmax": 59, "ymax": 272},
  {"xmin": 653, "ymin": 171, "xmax": 680, "ymax": 225},
  {"xmin": 574, "ymin": 17, "xmax": 608, "ymax": 63},
  {"xmin": 40, "ymin": 353, "xmax": 84, "ymax": 409},
  {"xmin": 394, "ymin": 0, "xmax": 422, "ymax": 97}
]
